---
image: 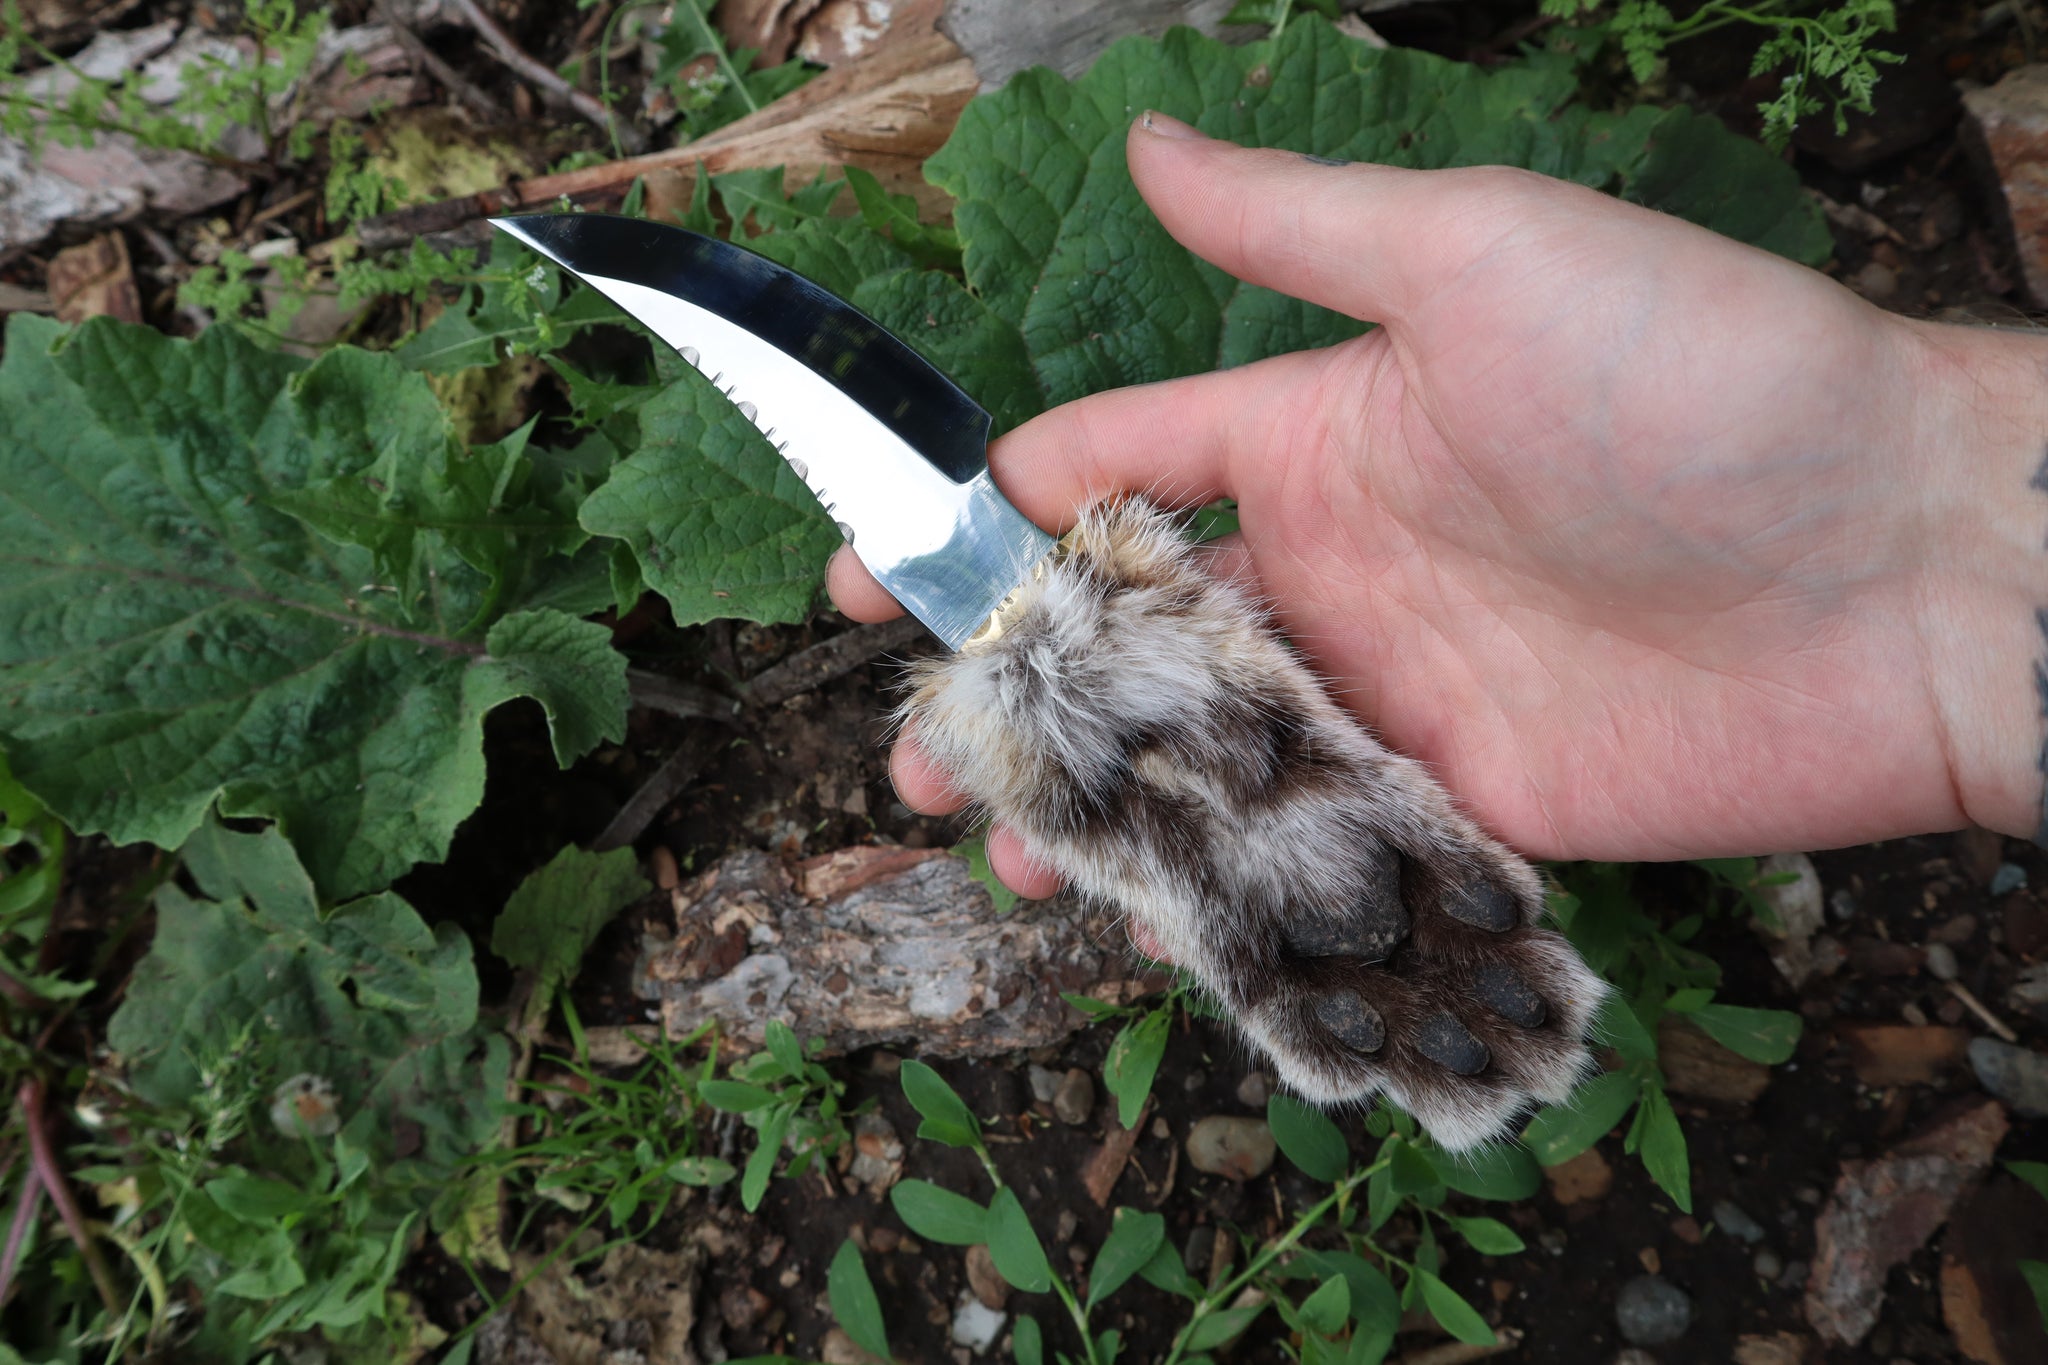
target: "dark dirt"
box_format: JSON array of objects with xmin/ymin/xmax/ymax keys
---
[{"xmin": 10, "ymin": 1, "xmax": 2048, "ymax": 1363}]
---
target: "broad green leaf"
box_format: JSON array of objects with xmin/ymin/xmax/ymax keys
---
[
  {"xmin": 490, "ymin": 845, "xmax": 650, "ymax": 1000},
  {"xmin": 987, "ymin": 1187, "xmax": 1054, "ymax": 1293},
  {"xmin": 1012, "ymin": 1315, "xmax": 1044, "ymax": 1365},
  {"xmin": 1689, "ymin": 1003, "xmax": 1801, "ymax": 1064},
  {"xmin": 1086, "ymin": 1208, "xmax": 1165, "ymax": 1308},
  {"xmin": 1591, "ymin": 993, "xmax": 1659, "ymax": 1063},
  {"xmin": 899, "ymin": 1059, "xmax": 981, "ymax": 1148},
  {"xmin": 697, "ymin": 1080, "xmax": 779, "ymax": 1113},
  {"xmin": 1183, "ymin": 1303, "xmax": 1267, "ymax": 1352},
  {"xmin": 183, "ymin": 1188, "xmax": 307, "ymax": 1300},
  {"xmin": 1663, "ymin": 987, "xmax": 1715, "ymax": 1013},
  {"xmin": 576, "ymin": 371, "xmax": 842, "ymax": 627},
  {"xmin": 1414, "ymin": 1270, "xmax": 1496, "ymax": 1346},
  {"xmin": 1292, "ymin": 1250, "xmax": 1399, "ymax": 1337},
  {"xmin": 1268, "ymin": 1093, "xmax": 1350, "ymax": 1182},
  {"xmin": 1296, "ymin": 1275, "xmax": 1350, "ymax": 1333},
  {"xmin": 1104, "ymin": 1005, "xmax": 1171, "ymax": 1129},
  {"xmin": 890, "ymin": 1179, "xmax": 989, "ymax": 1245},
  {"xmin": 1448, "ymin": 1215, "xmax": 1526, "ymax": 1255},
  {"xmin": 954, "ymin": 834, "xmax": 1018, "ymax": 914},
  {"xmin": 1427, "ymin": 1142, "xmax": 1542, "ymax": 1201},
  {"xmin": 827, "ymin": 1239, "xmax": 891, "ymax": 1361},
  {"xmin": 1387, "ymin": 1139, "xmax": 1442, "ymax": 1198},
  {"xmin": 0, "ymin": 315, "xmax": 627, "ymax": 897},
  {"xmin": 1137, "ymin": 1237, "xmax": 1203, "ymax": 1298},
  {"xmin": 666, "ymin": 1156, "xmax": 736, "ymax": 1186},
  {"xmin": 204, "ymin": 1174, "xmax": 314, "ymax": 1222},
  {"xmin": 2020, "ymin": 1259, "xmax": 2048, "ymax": 1327},
  {"xmin": 765, "ymin": 1020, "xmax": 805, "ymax": 1079},
  {"xmin": 845, "ymin": 165, "xmax": 963, "ymax": 272},
  {"xmin": 106, "ymin": 820, "xmax": 506, "ymax": 1173},
  {"xmin": 1522, "ymin": 1070, "xmax": 1640, "ymax": 1165},
  {"xmin": 1633, "ymin": 1084, "xmax": 1692, "ymax": 1213}
]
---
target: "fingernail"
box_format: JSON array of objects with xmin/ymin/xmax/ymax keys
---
[{"xmin": 1140, "ymin": 109, "xmax": 1206, "ymax": 140}]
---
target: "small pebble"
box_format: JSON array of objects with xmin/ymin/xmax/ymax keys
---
[
  {"xmin": 1924, "ymin": 942, "xmax": 1959, "ymax": 981},
  {"xmin": 1829, "ymin": 889, "xmax": 1859, "ymax": 922},
  {"xmin": 1055, "ymin": 1209, "xmax": 1078, "ymax": 1243},
  {"xmin": 1712, "ymin": 1199, "xmax": 1767, "ymax": 1244},
  {"xmin": 1235, "ymin": 1070, "xmax": 1274, "ymax": 1108},
  {"xmin": 1753, "ymin": 1247, "xmax": 1783, "ymax": 1281},
  {"xmin": 1053, "ymin": 1068, "xmax": 1094, "ymax": 1126},
  {"xmin": 1184, "ymin": 1116, "xmax": 1276, "ymax": 1181},
  {"xmin": 965, "ymin": 1244, "xmax": 1007, "ymax": 1310},
  {"xmin": 650, "ymin": 845, "xmax": 681, "ymax": 889},
  {"xmin": 1027, "ymin": 1065, "xmax": 1061, "ymax": 1104},
  {"xmin": 1779, "ymin": 1260, "xmax": 1809, "ymax": 1292},
  {"xmin": 1992, "ymin": 863, "xmax": 2029, "ymax": 896},
  {"xmin": 1616, "ymin": 1275, "xmax": 1693, "ymax": 1346},
  {"xmin": 1183, "ymin": 1069, "xmax": 1206, "ymax": 1092},
  {"xmin": 1539, "ymin": 1229, "xmax": 1568, "ymax": 1257},
  {"xmin": 950, "ymin": 1291, "xmax": 1006, "ymax": 1353},
  {"xmin": 1969, "ymin": 1037, "xmax": 2048, "ymax": 1117},
  {"xmin": 1151, "ymin": 1117, "xmax": 1170, "ymax": 1140}
]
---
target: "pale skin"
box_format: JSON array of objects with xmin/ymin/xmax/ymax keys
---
[{"xmin": 830, "ymin": 112, "xmax": 2048, "ymax": 935}]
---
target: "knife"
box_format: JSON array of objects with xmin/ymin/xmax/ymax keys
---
[{"xmin": 492, "ymin": 212, "xmax": 1606, "ymax": 1150}]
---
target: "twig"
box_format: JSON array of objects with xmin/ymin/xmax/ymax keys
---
[
  {"xmin": 16, "ymin": 1079, "xmax": 122, "ymax": 1319},
  {"xmin": 444, "ymin": 0, "xmax": 646, "ymax": 153},
  {"xmin": 741, "ymin": 616, "xmax": 928, "ymax": 709},
  {"xmin": 132, "ymin": 226, "xmax": 214, "ymax": 334},
  {"xmin": 626, "ymin": 670, "xmax": 741, "ymax": 722},
  {"xmin": 595, "ymin": 730, "xmax": 716, "ymax": 851},
  {"xmin": 371, "ymin": 0, "xmax": 505, "ymax": 120},
  {"xmin": 1395, "ymin": 1329, "xmax": 1525, "ymax": 1365},
  {"xmin": 1947, "ymin": 980, "xmax": 2020, "ymax": 1042},
  {"xmin": 0, "ymin": 1168, "xmax": 44, "ymax": 1304}
]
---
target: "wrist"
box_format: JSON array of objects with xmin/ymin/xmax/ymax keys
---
[{"xmin": 1893, "ymin": 316, "xmax": 2048, "ymax": 841}]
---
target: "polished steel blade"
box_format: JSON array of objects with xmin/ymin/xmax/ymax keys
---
[{"xmin": 489, "ymin": 212, "xmax": 1055, "ymax": 649}]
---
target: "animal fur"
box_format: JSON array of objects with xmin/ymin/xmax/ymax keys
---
[{"xmin": 901, "ymin": 497, "xmax": 1608, "ymax": 1151}]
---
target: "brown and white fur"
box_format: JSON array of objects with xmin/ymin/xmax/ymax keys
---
[{"xmin": 901, "ymin": 498, "xmax": 1607, "ymax": 1151}]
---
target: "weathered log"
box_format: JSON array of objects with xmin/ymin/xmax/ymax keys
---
[{"xmin": 638, "ymin": 845, "xmax": 1166, "ymax": 1056}]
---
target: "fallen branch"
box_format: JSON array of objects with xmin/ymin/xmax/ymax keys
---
[
  {"xmin": 445, "ymin": 0, "xmax": 646, "ymax": 153},
  {"xmin": 740, "ymin": 616, "xmax": 927, "ymax": 709},
  {"xmin": 371, "ymin": 0, "xmax": 505, "ymax": 120}
]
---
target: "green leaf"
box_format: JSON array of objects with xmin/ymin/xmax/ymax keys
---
[
  {"xmin": 1414, "ymin": 1270, "xmax": 1496, "ymax": 1346},
  {"xmin": 955, "ymin": 834, "xmax": 1018, "ymax": 914},
  {"xmin": 1266, "ymin": 1092, "xmax": 1349, "ymax": 1182},
  {"xmin": 889, "ymin": 1179, "xmax": 990, "ymax": 1245},
  {"xmin": 697, "ymin": 1080, "xmax": 779, "ymax": 1113},
  {"xmin": 1689, "ymin": 1003, "xmax": 1801, "ymax": 1065},
  {"xmin": 1296, "ymin": 1274, "xmax": 1351, "ymax": 1333},
  {"xmin": 765, "ymin": 1020, "xmax": 805, "ymax": 1079},
  {"xmin": 986, "ymin": 1187, "xmax": 1054, "ymax": 1293},
  {"xmin": 2020, "ymin": 1260, "xmax": 2048, "ymax": 1328},
  {"xmin": 1103, "ymin": 1006, "xmax": 1170, "ymax": 1129},
  {"xmin": 490, "ymin": 845, "xmax": 650, "ymax": 1000},
  {"xmin": 1137, "ymin": 1237, "xmax": 1204, "ymax": 1298},
  {"xmin": 1448, "ymin": 1215, "xmax": 1526, "ymax": 1255},
  {"xmin": 1427, "ymin": 1142, "xmax": 1542, "ymax": 1202},
  {"xmin": 1522, "ymin": 1070, "xmax": 1640, "ymax": 1166},
  {"xmin": 1633, "ymin": 1084, "xmax": 1692, "ymax": 1213},
  {"xmin": 899, "ymin": 1059, "xmax": 981, "ymax": 1149},
  {"xmin": 1663, "ymin": 987, "xmax": 1714, "ymax": 1014},
  {"xmin": 666, "ymin": 1156, "xmax": 736, "ymax": 1186},
  {"xmin": 1086, "ymin": 1208, "xmax": 1165, "ymax": 1309},
  {"xmin": 576, "ymin": 369, "xmax": 842, "ymax": 627},
  {"xmin": 1012, "ymin": 1315, "xmax": 1044, "ymax": 1365},
  {"xmin": 1388, "ymin": 1139, "xmax": 1443, "ymax": 1198},
  {"xmin": 185, "ymin": 1189, "xmax": 308, "ymax": 1300},
  {"xmin": 2008, "ymin": 1160, "xmax": 2048, "ymax": 1203},
  {"xmin": 0, "ymin": 315, "xmax": 627, "ymax": 897},
  {"xmin": 1591, "ymin": 993, "xmax": 1658, "ymax": 1063},
  {"xmin": 827, "ymin": 1239, "xmax": 891, "ymax": 1361},
  {"xmin": 742, "ymin": 1102, "xmax": 793, "ymax": 1212},
  {"xmin": 844, "ymin": 165, "xmax": 963, "ymax": 272},
  {"xmin": 106, "ymin": 820, "xmax": 506, "ymax": 1172},
  {"xmin": 204, "ymin": 1173, "xmax": 314, "ymax": 1222},
  {"xmin": 1183, "ymin": 1303, "xmax": 1267, "ymax": 1352}
]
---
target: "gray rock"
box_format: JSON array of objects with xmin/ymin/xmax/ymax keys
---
[
  {"xmin": 1968, "ymin": 1037, "xmax": 2048, "ymax": 1117},
  {"xmin": 1027, "ymin": 1064, "xmax": 1061, "ymax": 1104},
  {"xmin": 1992, "ymin": 862, "xmax": 2029, "ymax": 896},
  {"xmin": 847, "ymin": 1112, "xmax": 904, "ymax": 1190},
  {"xmin": 1712, "ymin": 1199, "xmax": 1767, "ymax": 1244},
  {"xmin": 1053, "ymin": 1068, "xmax": 1094, "ymax": 1126},
  {"xmin": 1753, "ymin": 1247, "xmax": 1784, "ymax": 1281},
  {"xmin": 1754, "ymin": 852, "xmax": 1825, "ymax": 986},
  {"xmin": 1924, "ymin": 942, "xmax": 1959, "ymax": 981},
  {"xmin": 950, "ymin": 1290, "xmax": 1006, "ymax": 1353},
  {"xmin": 1828, "ymin": 889, "xmax": 1858, "ymax": 923},
  {"xmin": 1234, "ymin": 1070, "xmax": 1274, "ymax": 1107},
  {"xmin": 1614, "ymin": 1275, "xmax": 1693, "ymax": 1346},
  {"xmin": 1184, "ymin": 1116, "xmax": 1276, "ymax": 1181}
]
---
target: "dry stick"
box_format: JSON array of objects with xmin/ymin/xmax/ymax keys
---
[
  {"xmin": 444, "ymin": 0, "xmax": 647, "ymax": 153},
  {"xmin": 594, "ymin": 730, "xmax": 716, "ymax": 851},
  {"xmin": 16, "ymin": 1079, "xmax": 122, "ymax": 1318},
  {"xmin": 0, "ymin": 1170, "xmax": 45, "ymax": 1304},
  {"xmin": 132, "ymin": 226, "xmax": 215, "ymax": 334},
  {"xmin": 626, "ymin": 669, "xmax": 741, "ymax": 722},
  {"xmin": 740, "ymin": 616, "xmax": 928, "ymax": 709},
  {"xmin": 371, "ymin": 0, "xmax": 506, "ymax": 120}
]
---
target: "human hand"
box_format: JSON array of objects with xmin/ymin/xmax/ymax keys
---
[{"xmin": 833, "ymin": 113, "xmax": 2048, "ymax": 904}]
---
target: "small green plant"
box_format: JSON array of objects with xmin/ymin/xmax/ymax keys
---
[
  {"xmin": 1063, "ymin": 979, "xmax": 1218, "ymax": 1130},
  {"xmin": 696, "ymin": 1019, "xmax": 856, "ymax": 1211},
  {"xmin": 1540, "ymin": 0, "xmax": 1902, "ymax": 149},
  {"xmin": 2010, "ymin": 1161, "xmax": 2048, "ymax": 1329}
]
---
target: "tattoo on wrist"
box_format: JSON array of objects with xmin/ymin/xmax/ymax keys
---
[{"xmin": 2034, "ymin": 449, "xmax": 2048, "ymax": 846}]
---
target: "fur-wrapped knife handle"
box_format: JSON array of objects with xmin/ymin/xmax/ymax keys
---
[{"xmin": 903, "ymin": 498, "xmax": 1608, "ymax": 1151}]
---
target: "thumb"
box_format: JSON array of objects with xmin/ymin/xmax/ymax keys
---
[{"xmin": 1127, "ymin": 111, "xmax": 1563, "ymax": 326}]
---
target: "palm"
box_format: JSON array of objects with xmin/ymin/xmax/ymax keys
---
[{"xmin": 1195, "ymin": 177, "xmax": 1949, "ymax": 858}]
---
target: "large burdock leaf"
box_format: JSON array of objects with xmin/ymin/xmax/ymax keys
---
[
  {"xmin": 107, "ymin": 820, "xmax": 506, "ymax": 1173},
  {"xmin": 581, "ymin": 19, "xmax": 1825, "ymax": 622},
  {"xmin": 0, "ymin": 314, "xmax": 627, "ymax": 897}
]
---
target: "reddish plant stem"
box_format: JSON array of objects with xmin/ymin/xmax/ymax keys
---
[
  {"xmin": 15, "ymin": 1079, "xmax": 122, "ymax": 1318},
  {"xmin": 0, "ymin": 1168, "xmax": 44, "ymax": 1305}
]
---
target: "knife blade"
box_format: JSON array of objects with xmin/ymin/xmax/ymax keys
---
[
  {"xmin": 488, "ymin": 212, "xmax": 1054, "ymax": 650},
  {"xmin": 489, "ymin": 210, "xmax": 1607, "ymax": 1149}
]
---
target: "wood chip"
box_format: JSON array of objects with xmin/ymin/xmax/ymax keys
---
[{"xmin": 1836, "ymin": 1023, "xmax": 1970, "ymax": 1087}]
